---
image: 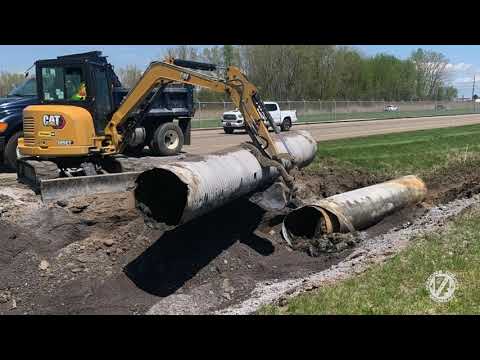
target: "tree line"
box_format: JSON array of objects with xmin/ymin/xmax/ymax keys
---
[
  {"xmin": 0, "ymin": 46, "xmax": 459, "ymax": 102},
  {"xmin": 147, "ymin": 45, "xmax": 457, "ymax": 102}
]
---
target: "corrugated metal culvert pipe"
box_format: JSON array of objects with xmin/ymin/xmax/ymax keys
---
[
  {"xmin": 282, "ymin": 175, "xmax": 427, "ymax": 246},
  {"xmin": 134, "ymin": 130, "xmax": 317, "ymax": 227}
]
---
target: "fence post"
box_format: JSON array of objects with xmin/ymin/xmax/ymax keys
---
[
  {"xmin": 198, "ymin": 101, "xmax": 202, "ymax": 127},
  {"xmin": 303, "ymin": 99, "xmax": 306, "ymax": 115}
]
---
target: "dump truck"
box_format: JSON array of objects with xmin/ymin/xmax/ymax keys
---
[
  {"xmin": 0, "ymin": 77, "xmax": 38, "ymax": 170},
  {"xmin": 17, "ymin": 55, "xmax": 298, "ymax": 202}
]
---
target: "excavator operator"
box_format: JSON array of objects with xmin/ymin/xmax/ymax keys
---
[{"xmin": 70, "ymin": 81, "xmax": 87, "ymax": 101}]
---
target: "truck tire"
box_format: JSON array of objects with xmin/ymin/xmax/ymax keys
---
[
  {"xmin": 5, "ymin": 131, "xmax": 23, "ymax": 170},
  {"xmin": 281, "ymin": 118, "xmax": 292, "ymax": 132},
  {"xmin": 150, "ymin": 122, "xmax": 184, "ymax": 156},
  {"xmin": 224, "ymin": 127, "xmax": 234, "ymax": 134}
]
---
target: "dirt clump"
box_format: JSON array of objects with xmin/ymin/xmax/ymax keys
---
[
  {"xmin": 291, "ymin": 233, "xmax": 359, "ymax": 257},
  {"xmin": 424, "ymin": 160, "xmax": 480, "ymax": 205}
]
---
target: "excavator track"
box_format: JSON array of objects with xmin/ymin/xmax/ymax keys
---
[{"xmin": 17, "ymin": 158, "xmax": 60, "ymax": 192}]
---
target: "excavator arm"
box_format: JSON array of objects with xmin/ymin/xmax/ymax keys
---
[
  {"xmin": 104, "ymin": 58, "xmax": 294, "ymax": 166},
  {"xmin": 17, "ymin": 57, "xmax": 299, "ymax": 205}
]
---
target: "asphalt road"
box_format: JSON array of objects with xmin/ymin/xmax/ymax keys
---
[
  {"xmin": 2, "ymin": 114, "xmax": 480, "ymax": 181},
  {"xmin": 185, "ymin": 114, "xmax": 480, "ymax": 154}
]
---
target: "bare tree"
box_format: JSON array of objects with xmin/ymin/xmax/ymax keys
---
[
  {"xmin": 117, "ymin": 65, "xmax": 142, "ymax": 89},
  {"xmin": 164, "ymin": 45, "xmax": 200, "ymax": 61},
  {"xmin": 0, "ymin": 72, "xmax": 26, "ymax": 96},
  {"xmin": 410, "ymin": 49, "xmax": 450, "ymax": 99}
]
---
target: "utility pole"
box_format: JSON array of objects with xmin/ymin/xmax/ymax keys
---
[{"xmin": 472, "ymin": 75, "xmax": 476, "ymax": 100}]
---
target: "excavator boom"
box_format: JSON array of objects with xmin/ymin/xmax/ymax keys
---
[{"xmin": 104, "ymin": 58, "xmax": 291, "ymax": 165}]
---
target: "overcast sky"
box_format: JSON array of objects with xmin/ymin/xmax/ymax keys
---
[{"xmin": 1, "ymin": 45, "xmax": 478, "ymax": 97}]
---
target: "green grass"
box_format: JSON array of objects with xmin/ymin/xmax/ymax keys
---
[
  {"xmin": 259, "ymin": 123, "xmax": 480, "ymax": 315},
  {"xmin": 191, "ymin": 119, "xmax": 221, "ymax": 129},
  {"xmin": 260, "ymin": 209, "xmax": 480, "ymax": 315},
  {"xmin": 309, "ymin": 123, "xmax": 480, "ymax": 176},
  {"xmin": 191, "ymin": 107, "xmax": 478, "ymax": 129}
]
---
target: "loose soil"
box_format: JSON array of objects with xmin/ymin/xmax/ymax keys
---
[{"xmin": 1, "ymin": 159, "xmax": 480, "ymax": 314}]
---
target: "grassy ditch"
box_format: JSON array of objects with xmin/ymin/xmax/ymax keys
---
[
  {"xmin": 260, "ymin": 123, "xmax": 480, "ymax": 315},
  {"xmin": 260, "ymin": 209, "xmax": 480, "ymax": 315},
  {"xmin": 309, "ymin": 123, "xmax": 480, "ymax": 176}
]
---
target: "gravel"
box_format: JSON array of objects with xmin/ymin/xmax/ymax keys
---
[{"xmin": 213, "ymin": 194, "xmax": 480, "ymax": 315}]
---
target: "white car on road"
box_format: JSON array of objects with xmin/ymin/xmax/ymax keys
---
[
  {"xmin": 222, "ymin": 101, "xmax": 297, "ymax": 134},
  {"xmin": 384, "ymin": 104, "xmax": 399, "ymax": 112}
]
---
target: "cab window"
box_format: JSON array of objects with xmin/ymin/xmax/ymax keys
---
[
  {"xmin": 42, "ymin": 67, "xmax": 65, "ymax": 100},
  {"xmin": 41, "ymin": 66, "xmax": 87, "ymax": 101},
  {"xmin": 8, "ymin": 78, "xmax": 37, "ymax": 97},
  {"xmin": 265, "ymin": 103, "xmax": 278, "ymax": 111}
]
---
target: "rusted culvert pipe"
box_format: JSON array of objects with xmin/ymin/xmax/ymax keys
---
[
  {"xmin": 135, "ymin": 130, "xmax": 317, "ymax": 227},
  {"xmin": 282, "ymin": 175, "xmax": 427, "ymax": 246}
]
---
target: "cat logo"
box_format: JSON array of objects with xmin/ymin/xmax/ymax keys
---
[{"xmin": 43, "ymin": 114, "xmax": 66, "ymax": 129}]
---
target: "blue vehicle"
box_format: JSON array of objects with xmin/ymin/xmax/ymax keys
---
[
  {"xmin": 0, "ymin": 78, "xmax": 38, "ymax": 170},
  {"xmin": 0, "ymin": 51, "xmax": 195, "ymax": 170}
]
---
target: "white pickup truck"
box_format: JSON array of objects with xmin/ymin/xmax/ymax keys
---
[{"xmin": 221, "ymin": 101, "xmax": 297, "ymax": 134}]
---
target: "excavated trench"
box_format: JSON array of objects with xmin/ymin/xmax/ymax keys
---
[{"xmin": 1, "ymin": 159, "xmax": 480, "ymax": 314}]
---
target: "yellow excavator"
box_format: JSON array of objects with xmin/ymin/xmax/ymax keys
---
[{"xmin": 17, "ymin": 53, "xmax": 297, "ymax": 200}]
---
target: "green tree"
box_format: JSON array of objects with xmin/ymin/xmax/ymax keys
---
[
  {"xmin": 223, "ymin": 45, "xmax": 234, "ymax": 67},
  {"xmin": 442, "ymin": 86, "xmax": 458, "ymax": 100},
  {"xmin": 153, "ymin": 45, "xmax": 461, "ymax": 103}
]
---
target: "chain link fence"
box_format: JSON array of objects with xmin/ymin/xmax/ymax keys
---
[{"xmin": 191, "ymin": 100, "xmax": 480, "ymax": 129}]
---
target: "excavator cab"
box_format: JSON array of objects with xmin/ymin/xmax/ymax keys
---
[
  {"xmin": 35, "ymin": 52, "xmax": 115, "ymax": 135},
  {"xmin": 18, "ymin": 52, "xmax": 122, "ymax": 159}
]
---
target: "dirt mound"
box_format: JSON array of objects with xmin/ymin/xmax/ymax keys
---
[
  {"xmin": 1, "ymin": 158, "xmax": 478, "ymax": 314},
  {"xmin": 424, "ymin": 160, "xmax": 480, "ymax": 205},
  {"xmin": 0, "ymin": 191, "xmax": 162, "ymax": 314},
  {"xmin": 295, "ymin": 165, "xmax": 387, "ymax": 201}
]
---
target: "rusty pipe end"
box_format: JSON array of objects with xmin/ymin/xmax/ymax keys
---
[
  {"xmin": 282, "ymin": 205, "xmax": 339, "ymax": 247},
  {"xmin": 282, "ymin": 175, "xmax": 428, "ymax": 246}
]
